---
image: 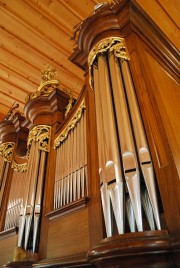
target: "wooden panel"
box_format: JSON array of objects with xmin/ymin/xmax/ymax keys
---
[
  {"xmin": 47, "ymin": 208, "xmax": 89, "ymax": 258},
  {"xmin": 145, "ymin": 51, "xmax": 180, "ymax": 177},
  {"xmin": 136, "ymin": 0, "xmax": 180, "ymax": 49},
  {"xmin": 0, "ymin": 235, "xmax": 17, "ymax": 266}
]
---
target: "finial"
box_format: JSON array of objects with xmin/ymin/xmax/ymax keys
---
[
  {"xmin": 4, "ymin": 102, "xmax": 19, "ymax": 121},
  {"xmin": 41, "ymin": 64, "xmax": 58, "ymax": 82}
]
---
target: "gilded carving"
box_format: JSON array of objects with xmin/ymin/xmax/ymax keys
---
[
  {"xmin": 13, "ymin": 247, "xmax": 29, "ymax": 261},
  {"xmin": 28, "ymin": 125, "xmax": 51, "ymax": 152},
  {"xmin": 54, "ymin": 100, "xmax": 86, "ymax": 148},
  {"xmin": 0, "ymin": 142, "xmax": 15, "ymax": 162},
  {"xmin": 26, "ymin": 64, "xmax": 68, "ymax": 102},
  {"xmin": 65, "ymin": 96, "xmax": 75, "ymax": 118},
  {"xmin": 88, "ymin": 37, "xmax": 130, "ymax": 88},
  {"xmin": 12, "ymin": 161, "xmax": 27, "ymax": 172}
]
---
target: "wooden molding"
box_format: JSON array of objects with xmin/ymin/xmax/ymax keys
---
[
  {"xmin": 33, "ymin": 253, "xmax": 95, "ymax": 268},
  {"xmin": 24, "ymin": 88, "xmax": 69, "ymax": 126},
  {"xmin": 46, "ymin": 197, "xmax": 90, "ymax": 221},
  {"xmin": 0, "ymin": 227, "xmax": 18, "ymax": 241},
  {"xmin": 69, "ymin": 0, "xmax": 179, "ymax": 77},
  {"xmin": 88, "ymin": 231, "xmax": 180, "ymax": 268}
]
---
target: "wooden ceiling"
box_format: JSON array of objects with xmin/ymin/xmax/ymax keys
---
[{"xmin": 0, "ymin": 0, "xmax": 179, "ymax": 121}]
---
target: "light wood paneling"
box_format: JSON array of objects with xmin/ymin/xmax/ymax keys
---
[
  {"xmin": 145, "ymin": 51, "xmax": 180, "ymax": 177},
  {"xmin": 0, "ymin": 234, "xmax": 17, "ymax": 266},
  {"xmin": 47, "ymin": 208, "xmax": 89, "ymax": 258},
  {"xmin": 136, "ymin": 0, "xmax": 180, "ymax": 49}
]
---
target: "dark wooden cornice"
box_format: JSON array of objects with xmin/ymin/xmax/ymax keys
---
[
  {"xmin": 24, "ymin": 88, "xmax": 69, "ymax": 126},
  {"xmin": 0, "ymin": 113, "xmax": 27, "ymax": 144},
  {"xmin": 69, "ymin": 0, "xmax": 179, "ymax": 78},
  {"xmin": 88, "ymin": 231, "xmax": 180, "ymax": 268},
  {"xmin": 69, "ymin": 0, "xmax": 130, "ymax": 69}
]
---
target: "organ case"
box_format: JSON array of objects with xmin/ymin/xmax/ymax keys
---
[{"xmin": 0, "ymin": 1, "xmax": 179, "ymax": 267}]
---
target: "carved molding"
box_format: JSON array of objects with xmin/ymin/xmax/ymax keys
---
[
  {"xmin": 28, "ymin": 125, "xmax": 51, "ymax": 152},
  {"xmin": 54, "ymin": 100, "xmax": 86, "ymax": 148},
  {"xmin": 88, "ymin": 37, "xmax": 130, "ymax": 88},
  {"xmin": 0, "ymin": 142, "xmax": 15, "ymax": 162},
  {"xmin": 12, "ymin": 160, "xmax": 27, "ymax": 172}
]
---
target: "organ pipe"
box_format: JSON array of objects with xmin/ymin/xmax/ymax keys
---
[
  {"xmin": 18, "ymin": 125, "xmax": 50, "ymax": 252},
  {"xmin": 4, "ymin": 169, "xmax": 26, "ymax": 231},
  {"xmin": 53, "ymin": 100, "xmax": 87, "ymax": 210},
  {"xmin": 88, "ymin": 37, "xmax": 161, "ymax": 237}
]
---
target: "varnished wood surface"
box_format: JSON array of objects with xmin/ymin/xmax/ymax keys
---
[
  {"xmin": 0, "ymin": 234, "xmax": 17, "ymax": 266},
  {"xmin": 46, "ymin": 208, "xmax": 89, "ymax": 259},
  {"xmin": 88, "ymin": 231, "xmax": 180, "ymax": 268}
]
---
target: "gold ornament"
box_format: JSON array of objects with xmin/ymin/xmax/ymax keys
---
[
  {"xmin": 0, "ymin": 142, "xmax": 15, "ymax": 162},
  {"xmin": 28, "ymin": 125, "xmax": 51, "ymax": 152},
  {"xmin": 88, "ymin": 37, "xmax": 130, "ymax": 88},
  {"xmin": 54, "ymin": 100, "xmax": 86, "ymax": 148}
]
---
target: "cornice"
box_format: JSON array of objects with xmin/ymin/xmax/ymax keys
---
[{"xmin": 69, "ymin": 0, "xmax": 179, "ymax": 77}]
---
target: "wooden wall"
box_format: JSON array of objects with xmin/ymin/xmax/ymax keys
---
[
  {"xmin": 136, "ymin": 0, "xmax": 180, "ymax": 49},
  {"xmin": 0, "ymin": 234, "xmax": 17, "ymax": 266}
]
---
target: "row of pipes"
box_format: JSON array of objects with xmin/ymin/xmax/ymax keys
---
[
  {"xmin": 54, "ymin": 110, "xmax": 87, "ymax": 209},
  {"xmin": 93, "ymin": 52, "xmax": 161, "ymax": 237}
]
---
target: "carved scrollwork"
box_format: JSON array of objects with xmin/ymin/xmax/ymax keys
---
[
  {"xmin": 54, "ymin": 100, "xmax": 86, "ymax": 148},
  {"xmin": 28, "ymin": 125, "xmax": 51, "ymax": 152},
  {"xmin": 12, "ymin": 161, "xmax": 27, "ymax": 172},
  {"xmin": 0, "ymin": 142, "xmax": 15, "ymax": 162},
  {"xmin": 25, "ymin": 80, "xmax": 59, "ymax": 102},
  {"xmin": 88, "ymin": 37, "xmax": 130, "ymax": 88}
]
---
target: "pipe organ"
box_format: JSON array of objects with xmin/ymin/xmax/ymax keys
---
[{"xmin": 0, "ymin": 1, "xmax": 179, "ymax": 268}]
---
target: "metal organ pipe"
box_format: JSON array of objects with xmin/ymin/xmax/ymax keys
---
[
  {"xmin": 109, "ymin": 52, "xmax": 143, "ymax": 232},
  {"xmin": 18, "ymin": 125, "xmax": 50, "ymax": 252},
  {"xmin": 4, "ymin": 169, "xmax": 26, "ymax": 231},
  {"xmin": 121, "ymin": 60, "xmax": 161, "ymax": 230},
  {"xmin": 88, "ymin": 37, "xmax": 161, "ymax": 237},
  {"xmin": 54, "ymin": 102, "xmax": 87, "ymax": 211},
  {"xmin": 93, "ymin": 55, "xmax": 124, "ymax": 237},
  {"xmin": 0, "ymin": 158, "xmax": 9, "ymax": 208}
]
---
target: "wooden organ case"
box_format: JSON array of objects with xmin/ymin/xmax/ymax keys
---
[{"xmin": 0, "ymin": 1, "xmax": 179, "ymax": 267}]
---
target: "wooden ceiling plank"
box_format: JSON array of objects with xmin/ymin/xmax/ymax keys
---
[
  {"xmin": 0, "ymin": 79, "xmax": 29, "ymax": 97},
  {"xmin": 0, "ymin": 0, "xmax": 73, "ymax": 55},
  {"xmin": 0, "ymin": 89, "xmax": 25, "ymax": 106},
  {"xmin": 0, "ymin": 26, "xmax": 84, "ymax": 83},
  {"xmin": 60, "ymin": 0, "xmax": 96, "ymax": 19},
  {"xmin": 0, "ymin": 62, "xmax": 39, "ymax": 88},
  {"xmin": 0, "ymin": 8, "xmax": 71, "ymax": 62},
  {"xmin": 0, "ymin": 94, "xmax": 24, "ymax": 112},
  {"xmin": 0, "ymin": 46, "xmax": 41, "ymax": 83},
  {"xmin": 56, "ymin": 0, "xmax": 85, "ymax": 21},
  {"xmin": 0, "ymin": 103, "xmax": 10, "ymax": 117},
  {"xmin": 0, "ymin": 67, "xmax": 35, "ymax": 94},
  {"xmin": 24, "ymin": 0, "xmax": 78, "ymax": 34}
]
